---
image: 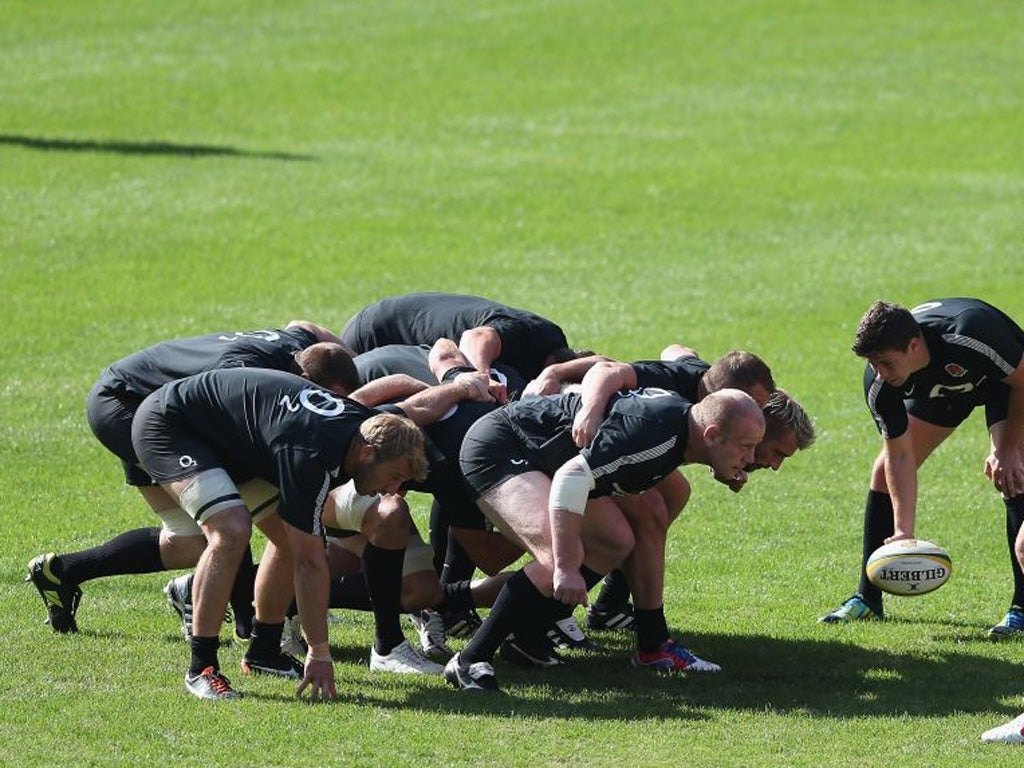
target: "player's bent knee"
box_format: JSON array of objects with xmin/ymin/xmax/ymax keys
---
[
  {"xmin": 366, "ymin": 495, "xmax": 411, "ymax": 547},
  {"xmin": 158, "ymin": 529, "xmax": 206, "ymax": 563},
  {"xmin": 201, "ymin": 506, "xmax": 253, "ymax": 549}
]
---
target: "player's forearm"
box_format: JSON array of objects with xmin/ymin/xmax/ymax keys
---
[
  {"xmin": 458, "ymin": 327, "xmax": 502, "ymax": 373},
  {"xmin": 396, "ymin": 378, "xmax": 482, "ymax": 426},
  {"xmin": 428, "ymin": 338, "xmax": 472, "ymax": 381},
  {"xmin": 349, "ymin": 374, "xmax": 428, "ymax": 407},
  {"xmin": 580, "ymin": 362, "xmax": 636, "ymax": 415},
  {"xmin": 286, "ymin": 320, "xmax": 344, "ymax": 345},
  {"xmin": 549, "ymin": 507, "xmax": 585, "ymax": 574},
  {"xmin": 538, "ymin": 355, "xmax": 610, "ymax": 389},
  {"xmin": 884, "ymin": 452, "xmax": 918, "ymax": 538},
  {"xmin": 292, "ymin": 541, "xmax": 331, "ymax": 646}
]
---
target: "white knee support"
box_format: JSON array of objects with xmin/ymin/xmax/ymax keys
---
[
  {"xmin": 330, "ymin": 480, "xmax": 380, "ymax": 532},
  {"xmin": 178, "ymin": 468, "xmax": 244, "ymax": 524}
]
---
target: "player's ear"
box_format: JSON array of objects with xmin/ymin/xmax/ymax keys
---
[
  {"xmin": 703, "ymin": 423, "xmax": 720, "ymax": 443},
  {"xmin": 358, "ymin": 442, "xmax": 377, "ymax": 466}
]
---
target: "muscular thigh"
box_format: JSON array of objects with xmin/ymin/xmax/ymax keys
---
[
  {"xmin": 907, "ymin": 415, "xmax": 957, "ymax": 467},
  {"xmin": 582, "ymin": 497, "xmax": 636, "ymax": 569},
  {"xmin": 477, "ymin": 471, "xmax": 552, "ymax": 560}
]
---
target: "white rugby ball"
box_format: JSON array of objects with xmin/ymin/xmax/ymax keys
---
[{"xmin": 865, "ymin": 539, "xmax": 952, "ymax": 596}]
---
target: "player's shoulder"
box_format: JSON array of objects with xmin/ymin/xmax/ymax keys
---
[
  {"xmin": 911, "ymin": 297, "xmax": 1002, "ymax": 326},
  {"xmin": 614, "ymin": 386, "xmax": 689, "ymax": 411}
]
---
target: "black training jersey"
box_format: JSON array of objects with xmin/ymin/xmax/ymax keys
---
[
  {"xmin": 506, "ymin": 388, "xmax": 692, "ymax": 496},
  {"xmin": 98, "ymin": 327, "xmax": 317, "ymax": 399},
  {"xmin": 355, "ymin": 343, "xmax": 528, "ymax": 400},
  {"xmin": 340, "ymin": 292, "xmax": 568, "ymax": 379},
  {"xmin": 631, "ymin": 356, "xmax": 711, "ymax": 402},
  {"xmin": 355, "ymin": 344, "xmax": 437, "ymax": 385},
  {"xmin": 157, "ymin": 367, "xmax": 373, "ymax": 533},
  {"xmin": 865, "ymin": 298, "xmax": 1024, "ymax": 439}
]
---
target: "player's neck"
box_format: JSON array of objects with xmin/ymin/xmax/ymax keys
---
[{"xmin": 682, "ymin": 415, "xmax": 706, "ymax": 465}]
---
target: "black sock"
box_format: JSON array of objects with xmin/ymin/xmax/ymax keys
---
[
  {"xmin": 362, "ymin": 543, "xmax": 406, "ymax": 655},
  {"xmin": 441, "ymin": 532, "xmax": 476, "ymax": 586},
  {"xmin": 247, "ymin": 620, "xmax": 284, "ymax": 658},
  {"xmin": 330, "ymin": 574, "xmax": 373, "ymax": 611},
  {"xmin": 594, "ymin": 569, "xmax": 631, "ymax": 607},
  {"xmin": 462, "ymin": 570, "xmax": 561, "ymax": 664},
  {"xmin": 438, "ymin": 580, "xmax": 474, "ymax": 614},
  {"xmin": 189, "ymin": 635, "xmax": 221, "ymax": 676},
  {"xmin": 429, "ymin": 499, "xmax": 449, "ymax": 576},
  {"xmin": 580, "ymin": 565, "xmax": 605, "ymax": 591},
  {"xmin": 229, "ymin": 547, "xmax": 255, "ymax": 637},
  {"xmin": 512, "ymin": 566, "xmax": 604, "ymax": 645},
  {"xmin": 856, "ymin": 490, "xmax": 891, "ymax": 608},
  {"xmin": 634, "ymin": 606, "xmax": 670, "ymax": 653},
  {"xmin": 58, "ymin": 528, "xmax": 164, "ymax": 585},
  {"xmin": 1006, "ymin": 493, "xmax": 1024, "ymax": 606}
]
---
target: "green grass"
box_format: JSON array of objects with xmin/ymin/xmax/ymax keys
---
[{"xmin": 2, "ymin": 0, "xmax": 1024, "ymax": 765}]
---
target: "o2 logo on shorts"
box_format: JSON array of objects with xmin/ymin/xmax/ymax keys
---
[
  {"xmin": 280, "ymin": 388, "xmax": 347, "ymax": 417},
  {"xmin": 178, "ymin": 455, "xmax": 198, "ymax": 469},
  {"xmin": 217, "ymin": 330, "xmax": 281, "ymax": 342},
  {"xmin": 910, "ymin": 302, "xmax": 942, "ymax": 315}
]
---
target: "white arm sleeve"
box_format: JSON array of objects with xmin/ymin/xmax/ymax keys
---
[{"xmin": 549, "ymin": 457, "xmax": 596, "ymax": 515}]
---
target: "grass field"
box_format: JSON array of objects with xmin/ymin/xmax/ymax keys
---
[{"xmin": 2, "ymin": 1, "xmax": 1023, "ymax": 765}]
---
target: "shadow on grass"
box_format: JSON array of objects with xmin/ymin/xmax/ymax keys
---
[
  {"xmin": 0, "ymin": 134, "xmax": 316, "ymax": 161},
  {"xmin": 369, "ymin": 630, "xmax": 1024, "ymax": 721}
]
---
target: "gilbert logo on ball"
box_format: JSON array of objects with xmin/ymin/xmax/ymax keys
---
[{"xmin": 865, "ymin": 539, "xmax": 952, "ymax": 596}]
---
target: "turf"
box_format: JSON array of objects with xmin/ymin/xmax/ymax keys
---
[{"xmin": 2, "ymin": 0, "xmax": 1023, "ymax": 765}]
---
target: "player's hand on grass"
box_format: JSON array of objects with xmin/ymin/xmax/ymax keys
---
[{"xmin": 296, "ymin": 657, "xmax": 336, "ymax": 703}]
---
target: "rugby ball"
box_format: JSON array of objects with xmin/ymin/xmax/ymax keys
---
[{"xmin": 865, "ymin": 539, "xmax": 952, "ymax": 596}]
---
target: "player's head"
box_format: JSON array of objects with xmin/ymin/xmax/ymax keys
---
[
  {"xmin": 748, "ymin": 390, "xmax": 815, "ymax": 472},
  {"xmin": 853, "ymin": 301, "xmax": 928, "ymax": 386},
  {"xmin": 703, "ymin": 351, "xmax": 776, "ymax": 407},
  {"xmin": 351, "ymin": 413, "xmax": 428, "ymax": 495},
  {"xmin": 852, "ymin": 301, "xmax": 921, "ymax": 357},
  {"xmin": 295, "ymin": 342, "xmax": 360, "ymax": 396},
  {"xmin": 692, "ymin": 388, "xmax": 765, "ymax": 481}
]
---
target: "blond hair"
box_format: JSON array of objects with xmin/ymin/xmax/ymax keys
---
[
  {"xmin": 358, "ymin": 413, "xmax": 429, "ymax": 481},
  {"xmin": 763, "ymin": 390, "xmax": 816, "ymax": 449}
]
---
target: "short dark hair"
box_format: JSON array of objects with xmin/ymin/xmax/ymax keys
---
[
  {"xmin": 704, "ymin": 351, "xmax": 775, "ymax": 396},
  {"xmin": 852, "ymin": 301, "xmax": 921, "ymax": 357},
  {"xmin": 294, "ymin": 342, "xmax": 360, "ymax": 394}
]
